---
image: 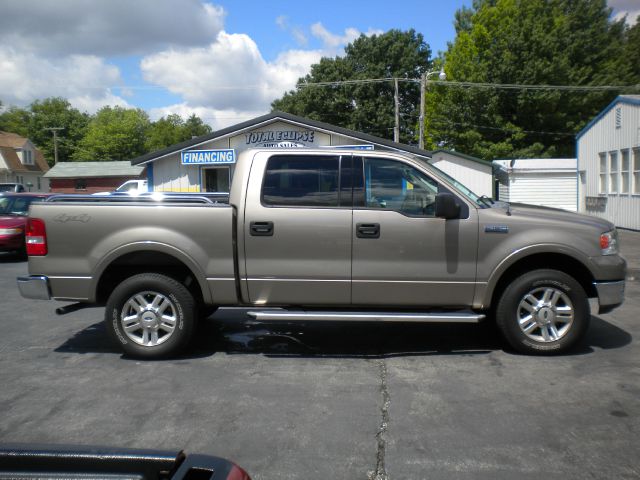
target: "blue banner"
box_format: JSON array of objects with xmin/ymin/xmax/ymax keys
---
[{"xmin": 181, "ymin": 149, "xmax": 236, "ymax": 165}]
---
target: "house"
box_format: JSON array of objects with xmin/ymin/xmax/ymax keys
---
[
  {"xmin": 45, "ymin": 161, "xmax": 146, "ymax": 194},
  {"xmin": 576, "ymin": 95, "xmax": 640, "ymax": 230},
  {"xmin": 493, "ymin": 158, "xmax": 578, "ymax": 212},
  {"xmin": 0, "ymin": 131, "xmax": 50, "ymax": 192}
]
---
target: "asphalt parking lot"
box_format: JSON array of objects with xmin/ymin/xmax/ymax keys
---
[{"xmin": 1, "ymin": 231, "xmax": 639, "ymax": 480}]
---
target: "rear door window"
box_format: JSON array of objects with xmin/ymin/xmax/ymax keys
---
[{"xmin": 262, "ymin": 155, "xmax": 340, "ymax": 207}]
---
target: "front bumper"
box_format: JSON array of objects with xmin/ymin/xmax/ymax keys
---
[
  {"xmin": 593, "ymin": 280, "xmax": 625, "ymax": 314},
  {"xmin": 17, "ymin": 275, "xmax": 51, "ymax": 300}
]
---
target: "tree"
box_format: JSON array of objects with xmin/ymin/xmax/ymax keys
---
[
  {"xmin": 425, "ymin": 0, "xmax": 634, "ymax": 159},
  {"xmin": 272, "ymin": 29, "xmax": 432, "ymax": 144},
  {"xmin": 146, "ymin": 113, "xmax": 212, "ymax": 152},
  {"xmin": 28, "ymin": 98, "xmax": 90, "ymax": 164},
  {"xmin": 74, "ymin": 106, "xmax": 150, "ymax": 161},
  {"xmin": 0, "ymin": 104, "xmax": 31, "ymax": 137}
]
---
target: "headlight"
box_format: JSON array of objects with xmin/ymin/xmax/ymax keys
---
[
  {"xmin": 0, "ymin": 227, "xmax": 23, "ymax": 235},
  {"xmin": 600, "ymin": 229, "xmax": 619, "ymax": 255}
]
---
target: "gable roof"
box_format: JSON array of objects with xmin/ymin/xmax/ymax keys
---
[
  {"xmin": 0, "ymin": 131, "xmax": 28, "ymax": 149},
  {"xmin": 430, "ymin": 148, "xmax": 491, "ymax": 166},
  {"xmin": 576, "ymin": 95, "xmax": 640, "ymax": 140},
  {"xmin": 130, "ymin": 111, "xmax": 433, "ymax": 166},
  {"xmin": 0, "ymin": 147, "xmax": 28, "ymax": 172},
  {"xmin": 44, "ymin": 161, "xmax": 145, "ymax": 178}
]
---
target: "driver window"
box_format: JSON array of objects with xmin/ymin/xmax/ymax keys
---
[{"xmin": 364, "ymin": 157, "xmax": 438, "ymax": 216}]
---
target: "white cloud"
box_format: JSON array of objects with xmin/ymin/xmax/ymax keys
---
[
  {"xmin": 609, "ymin": 0, "xmax": 640, "ymax": 24},
  {"xmin": 0, "ymin": 46, "xmax": 129, "ymax": 112},
  {"xmin": 141, "ymin": 31, "xmax": 323, "ymax": 113},
  {"xmin": 311, "ymin": 22, "xmax": 383, "ymax": 52},
  {"xmin": 0, "ymin": 0, "xmax": 225, "ymax": 56},
  {"xmin": 275, "ymin": 15, "xmax": 308, "ymax": 46}
]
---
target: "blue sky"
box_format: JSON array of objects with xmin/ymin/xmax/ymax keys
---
[{"xmin": 0, "ymin": 0, "xmax": 636, "ymax": 130}]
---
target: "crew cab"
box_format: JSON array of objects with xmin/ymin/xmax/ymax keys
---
[{"xmin": 17, "ymin": 149, "xmax": 626, "ymax": 358}]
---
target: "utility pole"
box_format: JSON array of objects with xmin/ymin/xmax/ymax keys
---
[
  {"xmin": 394, "ymin": 78, "xmax": 400, "ymax": 143},
  {"xmin": 419, "ymin": 73, "xmax": 426, "ymax": 150},
  {"xmin": 45, "ymin": 127, "xmax": 64, "ymax": 164}
]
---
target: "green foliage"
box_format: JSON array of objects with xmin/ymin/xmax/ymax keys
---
[
  {"xmin": 272, "ymin": 29, "xmax": 432, "ymax": 144},
  {"xmin": 1, "ymin": 98, "xmax": 212, "ymax": 163},
  {"xmin": 425, "ymin": 0, "xmax": 636, "ymax": 159},
  {"xmin": 0, "ymin": 105, "xmax": 31, "ymax": 138},
  {"xmin": 146, "ymin": 113, "xmax": 213, "ymax": 152},
  {"xmin": 28, "ymin": 98, "xmax": 90, "ymax": 164},
  {"xmin": 73, "ymin": 106, "xmax": 151, "ymax": 161}
]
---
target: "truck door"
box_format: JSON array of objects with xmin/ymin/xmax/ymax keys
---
[
  {"xmin": 243, "ymin": 153, "xmax": 353, "ymax": 305},
  {"xmin": 351, "ymin": 156, "xmax": 478, "ymax": 307}
]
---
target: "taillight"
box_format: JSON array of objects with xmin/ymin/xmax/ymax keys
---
[{"xmin": 26, "ymin": 218, "xmax": 47, "ymax": 256}]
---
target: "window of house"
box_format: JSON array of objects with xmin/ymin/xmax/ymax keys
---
[
  {"xmin": 262, "ymin": 155, "xmax": 340, "ymax": 207},
  {"xmin": 609, "ymin": 151, "xmax": 619, "ymax": 194},
  {"xmin": 634, "ymin": 148, "xmax": 640, "ymax": 195},
  {"xmin": 621, "ymin": 149, "xmax": 630, "ymax": 194},
  {"xmin": 75, "ymin": 179, "xmax": 87, "ymax": 191},
  {"xmin": 37, "ymin": 177, "xmax": 41, "ymax": 190},
  {"xmin": 363, "ymin": 157, "xmax": 439, "ymax": 217},
  {"xmin": 599, "ymin": 152, "xmax": 607, "ymax": 194}
]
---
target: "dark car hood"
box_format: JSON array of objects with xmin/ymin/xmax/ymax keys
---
[
  {"xmin": 501, "ymin": 203, "xmax": 614, "ymax": 231},
  {"xmin": 0, "ymin": 215, "xmax": 27, "ymax": 228}
]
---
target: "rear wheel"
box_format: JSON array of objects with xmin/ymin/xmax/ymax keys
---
[
  {"xmin": 495, "ymin": 269, "xmax": 590, "ymax": 355},
  {"xmin": 105, "ymin": 273, "xmax": 196, "ymax": 359}
]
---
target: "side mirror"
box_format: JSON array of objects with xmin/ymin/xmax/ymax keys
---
[{"xmin": 435, "ymin": 192, "xmax": 461, "ymax": 219}]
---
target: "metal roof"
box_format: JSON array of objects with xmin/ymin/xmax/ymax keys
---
[
  {"xmin": 129, "ymin": 111, "xmax": 433, "ymax": 166},
  {"xmin": 430, "ymin": 149, "xmax": 491, "ymax": 166},
  {"xmin": 44, "ymin": 161, "xmax": 145, "ymax": 178},
  {"xmin": 493, "ymin": 158, "xmax": 577, "ymax": 172}
]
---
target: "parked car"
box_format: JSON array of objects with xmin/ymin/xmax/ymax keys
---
[
  {"xmin": 0, "ymin": 444, "xmax": 250, "ymax": 480},
  {"xmin": 0, "ymin": 183, "xmax": 26, "ymax": 193},
  {"xmin": 17, "ymin": 149, "xmax": 626, "ymax": 358},
  {"xmin": 0, "ymin": 193, "xmax": 50, "ymax": 256},
  {"xmin": 93, "ymin": 179, "xmax": 148, "ymax": 196}
]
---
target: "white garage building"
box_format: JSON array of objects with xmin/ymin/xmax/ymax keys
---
[
  {"xmin": 130, "ymin": 112, "xmax": 494, "ymax": 198},
  {"xmin": 493, "ymin": 158, "xmax": 578, "ymax": 212},
  {"xmin": 577, "ymin": 95, "xmax": 640, "ymax": 230}
]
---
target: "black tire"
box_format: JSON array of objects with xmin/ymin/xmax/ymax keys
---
[
  {"xmin": 105, "ymin": 273, "xmax": 196, "ymax": 359},
  {"xmin": 495, "ymin": 269, "xmax": 590, "ymax": 355}
]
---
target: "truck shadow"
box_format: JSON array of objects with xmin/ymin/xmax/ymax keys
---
[{"xmin": 54, "ymin": 309, "xmax": 631, "ymax": 359}]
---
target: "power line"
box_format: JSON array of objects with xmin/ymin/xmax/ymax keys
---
[{"xmin": 430, "ymin": 119, "xmax": 577, "ymax": 137}]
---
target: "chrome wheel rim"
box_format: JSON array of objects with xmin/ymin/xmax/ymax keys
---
[
  {"xmin": 120, "ymin": 291, "xmax": 177, "ymax": 346},
  {"xmin": 517, "ymin": 287, "xmax": 574, "ymax": 343}
]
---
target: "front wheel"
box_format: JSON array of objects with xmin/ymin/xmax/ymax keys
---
[
  {"xmin": 495, "ymin": 269, "xmax": 590, "ymax": 355},
  {"xmin": 105, "ymin": 273, "xmax": 196, "ymax": 359}
]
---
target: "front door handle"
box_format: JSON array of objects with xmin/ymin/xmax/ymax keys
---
[
  {"xmin": 356, "ymin": 223, "xmax": 380, "ymax": 238},
  {"xmin": 250, "ymin": 221, "xmax": 274, "ymax": 236}
]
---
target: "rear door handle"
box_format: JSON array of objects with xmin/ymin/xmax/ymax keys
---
[
  {"xmin": 250, "ymin": 221, "xmax": 274, "ymax": 236},
  {"xmin": 356, "ymin": 223, "xmax": 380, "ymax": 238}
]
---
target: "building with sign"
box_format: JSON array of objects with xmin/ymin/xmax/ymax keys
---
[
  {"xmin": 577, "ymin": 95, "xmax": 640, "ymax": 230},
  {"xmin": 130, "ymin": 111, "xmax": 494, "ymax": 197}
]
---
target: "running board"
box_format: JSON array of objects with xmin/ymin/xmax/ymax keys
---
[{"xmin": 247, "ymin": 310, "xmax": 485, "ymax": 323}]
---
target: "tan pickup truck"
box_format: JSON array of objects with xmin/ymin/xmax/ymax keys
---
[{"xmin": 18, "ymin": 149, "xmax": 626, "ymax": 358}]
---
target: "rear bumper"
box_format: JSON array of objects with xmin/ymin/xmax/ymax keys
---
[
  {"xmin": 593, "ymin": 280, "xmax": 625, "ymax": 314},
  {"xmin": 17, "ymin": 275, "xmax": 51, "ymax": 300}
]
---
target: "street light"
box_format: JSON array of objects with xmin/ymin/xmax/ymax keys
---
[{"xmin": 419, "ymin": 67, "xmax": 446, "ymax": 149}]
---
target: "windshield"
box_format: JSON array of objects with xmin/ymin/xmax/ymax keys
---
[
  {"xmin": 417, "ymin": 159, "xmax": 491, "ymax": 207},
  {"xmin": 0, "ymin": 184, "xmax": 18, "ymax": 192},
  {"xmin": 0, "ymin": 196, "xmax": 39, "ymax": 215}
]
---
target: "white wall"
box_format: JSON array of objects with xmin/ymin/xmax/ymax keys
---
[
  {"xmin": 429, "ymin": 152, "xmax": 493, "ymax": 197},
  {"xmin": 506, "ymin": 172, "xmax": 577, "ymax": 211},
  {"xmin": 578, "ymin": 99, "xmax": 640, "ymax": 229}
]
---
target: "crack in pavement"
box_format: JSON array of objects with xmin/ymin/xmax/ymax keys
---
[{"xmin": 368, "ymin": 359, "xmax": 390, "ymax": 480}]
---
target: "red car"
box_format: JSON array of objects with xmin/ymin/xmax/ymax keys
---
[{"xmin": 0, "ymin": 193, "xmax": 51, "ymax": 256}]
